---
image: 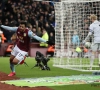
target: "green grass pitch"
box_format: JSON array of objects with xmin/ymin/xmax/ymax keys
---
[{"xmin": 0, "ymin": 57, "xmax": 100, "ymax": 90}]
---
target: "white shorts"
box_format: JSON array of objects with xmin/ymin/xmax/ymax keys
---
[
  {"xmin": 91, "ymin": 43, "xmax": 100, "ymax": 51},
  {"xmin": 11, "ymin": 45, "xmax": 28, "ymax": 64}
]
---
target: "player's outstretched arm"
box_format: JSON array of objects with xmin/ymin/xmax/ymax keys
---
[
  {"xmin": 83, "ymin": 32, "xmax": 92, "ymax": 44},
  {"xmin": 1, "ymin": 25, "xmax": 18, "ymax": 31},
  {"xmin": 28, "ymin": 30, "xmax": 47, "ymax": 43}
]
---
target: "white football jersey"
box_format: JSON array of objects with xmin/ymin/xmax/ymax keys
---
[{"xmin": 89, "ymin": 20, "xmax": 100, "ymax": 43}]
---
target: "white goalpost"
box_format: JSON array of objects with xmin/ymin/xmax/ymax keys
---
[{"xmin": 53, "ymin": 0, "xmax": 100, "ymax": 71}]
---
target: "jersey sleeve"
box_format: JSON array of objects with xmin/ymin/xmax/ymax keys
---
[
  {"xmin": 28, "ymin": 30, "xmax": 47, "ymax": 42},
  {"xmin": 1, "ymin": 25, "xmax": 18, "ymax": 31}
]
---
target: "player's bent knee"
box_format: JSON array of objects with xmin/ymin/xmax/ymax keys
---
[
  {"xmin": 12, "ymin": 58, "xmax": 19, "ymax": 65},
  {"xmin": 10, "ymin": 55, "xmax": 15, "ymax": 61}
]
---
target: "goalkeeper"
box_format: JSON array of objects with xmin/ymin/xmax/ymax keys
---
[{"xmin": 83, "ymin": 14, "xmax": 100, "ymax": 70}]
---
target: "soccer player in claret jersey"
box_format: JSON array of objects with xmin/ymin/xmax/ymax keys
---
[
  {"xmin": 83, "ymin": 14, "xmax": 100, "ymax": 70},
  {"xmin": 0, "ymin": 21, "xmax": 48, "ymax": 76}
]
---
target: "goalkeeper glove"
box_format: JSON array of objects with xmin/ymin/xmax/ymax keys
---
[{"xmin": 82, "ymin": 40, "xmax": 85, "ymax": 45}]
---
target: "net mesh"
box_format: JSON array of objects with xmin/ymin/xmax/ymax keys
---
[{"xmin": 53, "ymin": 0, "xmax": 100, "ymax": 71}]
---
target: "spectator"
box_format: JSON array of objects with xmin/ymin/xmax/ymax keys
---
[
  {"xmin": 35, "ymin": 20, "xmax": 42, "ymax": 37},
  {"xmin": 71, "ymin": 31, "xmax": 80, "ymax": 57},
  {"xmin": 47, "ymin": 45, "xmax": 55, "ymax": 57},
  {"xmin": 0, "ymin": 30, "xmax": 6, "ymax": 44},
  {"xmin": 47, "ymin": 32, "xmax": 55, "ymax": 56},
  {"xmin": 49, "ymin": 32, "xmax": 55, "ymax": 45},
  {"xmin": 40, "ymin": 28, "xmax": 49, "ymax": 47}
]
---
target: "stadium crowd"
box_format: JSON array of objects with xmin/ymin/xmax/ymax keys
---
[
  {"xmin": 0, "ymin": 0, "xmax": 55, "ymax": 43},
  {"xmin": 80, "ymin": 2, "xmax": 100, "ymax": 42},
  {"xmin": 0, "ymin": 0, "xmax": 99, "ymax": 46}
]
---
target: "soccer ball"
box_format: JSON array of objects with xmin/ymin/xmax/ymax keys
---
[{"xmin": 85, "ymin": 42, "xmax": 91, "ymax": 48}]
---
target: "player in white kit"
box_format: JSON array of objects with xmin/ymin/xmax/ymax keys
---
[{"xmin": 83, "ymin": 14, "xmax": 100, "ymax": 70}]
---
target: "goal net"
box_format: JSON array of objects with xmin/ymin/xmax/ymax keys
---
[{"xmin": 53, "ymin": 0, "xmax": 100, "ymax": 71}]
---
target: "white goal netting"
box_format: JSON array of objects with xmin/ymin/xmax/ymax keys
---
[{"xmin": 53, "ymin": 0, "xmax": 100, "ymax": 71}]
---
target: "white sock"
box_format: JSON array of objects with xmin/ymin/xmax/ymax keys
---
[{"xmin": 90, "ymin": 53, "xmax": 95, "ymax": 68}]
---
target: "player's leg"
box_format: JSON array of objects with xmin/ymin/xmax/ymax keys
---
[
  {"xmin": 8, "ymin": 45, "xmax": 18, "ymax": 76},
  {"xmin": 8, "ymin": 55, "xmax": 16, "ymax": 76},
  {"xmin": 98, "ymin": 52, "xmax": 100, "ymax": 67},
  {"xmin": 90, "ymin": 52, "xmax": 96, "ymax": 69},
  {"xmin": 8, "ymin": 53, "xmax": 25, "ymax": 76},
  {"xmin": 19, "ymin": 56, "xmax": 26, "ymax": 65},
  {"xmin": 15, "ymin": 52, "xmax": 28, "ymax": 65},
  {"xmin": 90, "ymin": 43, "xmax": 98, "ymax": 69},
  {"xmin": 98, "ymin": 43, "xmax": 100, "ymax": 66},
  {"xmin": 15, "ymin": 45, "xmax": 28, "ymax": 65},
  {"xmin": 8, "ymin": 45, "xmax": 28, "ymax": 76}
]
